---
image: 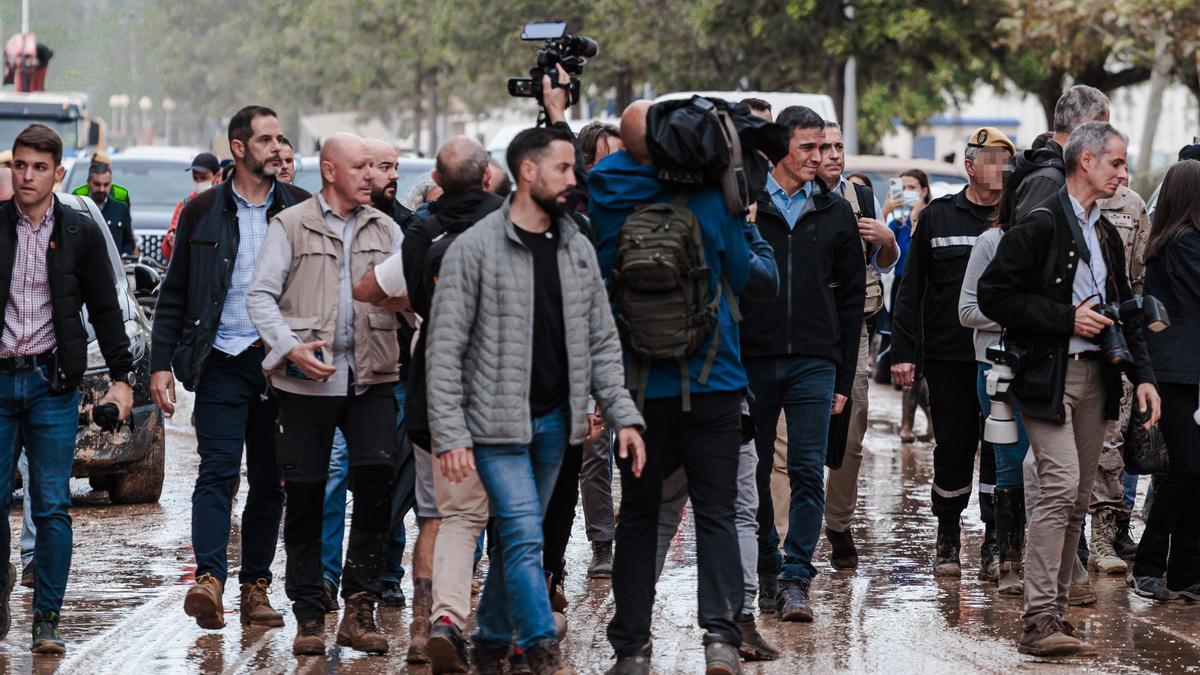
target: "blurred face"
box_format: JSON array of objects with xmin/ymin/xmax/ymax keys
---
[
  {"xmin": 523, "ymin": 140, "xmax": 576, "ymax": 217},
  {"xmin": 966, "ymin": 147, "xmax": 1011, "ymax": 191},
  {"xmin": 1081, "ymin": 136, "xmax": 1128, "ymax": 199},
  {"xmin": 370, "ymin": 146, "xmax": 399, "ymax": 203},
  {"xmin": 192, "ymin": 168, "xmax": 215, "ymax": 191},
  {"xmin": 12, "ymin": 146, "xmax": 64, "ymax": 211},
  {"xmin": 87, "ymin": 169, "xmax": 112, "ymax": 204},
  {"xmin": 818, "ymin": 127, "xmax": 845, "ymax": 186},
  {"xmin": 233, "ymin": 114, "xmax": 284, "ymax": 179},
  {"xmin": 777, "ymin": 126, "xmax": 824, "ymax": 186},
  {"xmin": 901, "ymin": 175, "xmax": 926, "ymax": 200},
  {"xmin": 277, "ymin": 146, "xmax": 295, "ymax": 184},
  {"xmin": 0, "ymin": 167, "xmax": 12, "ymax": 201}
]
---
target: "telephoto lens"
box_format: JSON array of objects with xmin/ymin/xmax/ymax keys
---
[{"xmin": 984, "ymin": 366, "xmax": 1019, "ymax": 445}]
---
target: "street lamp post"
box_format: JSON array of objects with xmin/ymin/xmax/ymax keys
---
[
  {"xmin": 138, "ymin": 96, "xmax": 153, "ymax": 144},
  {"xmin": 162, "ymin": 98, "xmax": 176, "ymax": 145}
]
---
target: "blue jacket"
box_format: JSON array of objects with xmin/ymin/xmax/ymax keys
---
[{"xmin": 587, "ymin": 150, "xmax": 778, "ymax": 400}]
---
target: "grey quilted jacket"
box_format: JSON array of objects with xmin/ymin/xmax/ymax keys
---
[{"xmin": 425, "ymin": 202, "xmax": 644, "ymax": 454}]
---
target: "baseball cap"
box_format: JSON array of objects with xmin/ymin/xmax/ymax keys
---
[
  {"xmin": 967, "ymin": 127, "xmax": 1016, "ymax": 156},
  {"xmin": 188, "ymin": 152, "xmax": 221, "ymax": 174}
]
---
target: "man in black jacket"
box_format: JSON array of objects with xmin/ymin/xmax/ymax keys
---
[
  {"xmin": 978, "ymin": 122, "xmax": 1159, "ymax": 657},
  {"xmin": 398, "ymin": 134, "xmax": 504, "ymax": 667},
  {"xmin": 0, "ymin": 124, "xmax": 133, "ymax": 654},
  {"xmin": 739, "ymin": 105, "xmax": 865, "ymax": 622},
  {"xmin": 891, "ymin": 128, "xmax": 1014, "ymax": 579},
  {"xmin": 150, "ymin": 105, "xmax": 310, "ymax": 631}
]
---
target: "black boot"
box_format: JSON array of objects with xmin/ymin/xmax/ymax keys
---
[
  {"xmin": 978, "ymin": 492, "xmax": 999, "ymax": 582},
  {"xmin": 1113, "ymin": 509, "xmax": 1138, "ymax": 561},
  {"xmin": 994, "ymin": 488, "xmax": 1025, "ymax": 595},
  {"xmin": 933, "ymin": 519, "xmax": 961, "ymax": 577}
]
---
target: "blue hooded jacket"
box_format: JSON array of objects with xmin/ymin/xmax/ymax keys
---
[{"xmin": 587, "ymin": 150, "xmax": 778, "ymax": 400}]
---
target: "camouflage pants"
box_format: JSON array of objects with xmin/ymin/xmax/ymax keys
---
[{"xmin": 1090, "ymin": 379, "xmax": 1133, "ymax": 515}]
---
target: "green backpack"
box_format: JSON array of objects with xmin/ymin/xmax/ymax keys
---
[{"xmin": 614, "ymin": 192, "xmax": 739, "ymax": 410}]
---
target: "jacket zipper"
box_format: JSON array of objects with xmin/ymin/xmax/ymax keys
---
[{"xmin": 786, "ymin": 232, "xmax": 793, "ymax": 353}]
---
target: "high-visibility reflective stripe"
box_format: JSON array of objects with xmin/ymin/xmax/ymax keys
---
[
  {"xmin": 933, "ymin": 482, "xmax": 974, "ymax": 499},
  {"xmin": 931, "ymin": 235, "xmax": 978, "ymax": 248}
]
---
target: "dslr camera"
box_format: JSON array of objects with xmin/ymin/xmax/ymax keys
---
[
  {"xmin": 507, "ymin": 21, "xmax": 598, "ymax": 117},
  {"xmin": 983, "ymin": 340, "xmax": 1025, "ymax": 445},
  {"xmin": 1092, "ymin": 295, "xmax": 1170, "ymax": 366}
]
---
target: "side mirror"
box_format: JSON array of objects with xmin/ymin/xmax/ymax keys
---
[{"xmin": 87, "ymin": 119, "xmax": 104, "ymax": 147}]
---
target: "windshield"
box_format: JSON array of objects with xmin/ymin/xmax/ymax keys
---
[
  {"xmin": 0, "ymin": 116, "xmax": 79, "ymax": 152},
  {"xmin": 66, "ymin": 158, "xmax": 194, "ymax": 208}
]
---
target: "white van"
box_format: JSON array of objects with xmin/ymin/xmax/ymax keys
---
[{"xmin": 653, "ymin": 90, "xmax": 838, "ymax": 123}]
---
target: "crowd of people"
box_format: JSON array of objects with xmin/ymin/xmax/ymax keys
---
[{"xmin": 0, "ymin": 69, "xmax": 1194, "ymax": 674}]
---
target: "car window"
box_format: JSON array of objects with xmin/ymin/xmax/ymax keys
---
[{"xmin": 66, "ymin": 158, "xmax": 194, "ymax": 208}]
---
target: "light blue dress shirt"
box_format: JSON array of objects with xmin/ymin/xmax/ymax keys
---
[{"xmin": 214, "ymin": 183, "xmax": 275, "ymax": 356}]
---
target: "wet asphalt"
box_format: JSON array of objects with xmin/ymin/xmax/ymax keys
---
[{"xmin": 3, "ymin": 385, "xmax": 1198, "ymax": 674}]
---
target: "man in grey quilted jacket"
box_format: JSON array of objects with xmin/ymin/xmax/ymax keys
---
[{"xmin": 426, "ymin": 125, "xmax": 645, "ymax": 674}]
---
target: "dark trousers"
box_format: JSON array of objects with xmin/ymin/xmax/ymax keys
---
[
  {"xmin": 192, "ymin": 347, "xmax": 284, "ymax": 585},
  {"xmin": 924, "ymin": 359, "xmax": 994, "ymax": 524},
  {"xmin": 543, "ymin": 443, "xmax": 583, "ymax": 588},
  {"xmin": 608, "ymin": 391, "xmax": 743, "ymax": 656},
  {"xmin": 1134, "ymin": 382, "xmax": 1200, "ymax": 590},
  {"xmin": 277, "ymin": 384, "xmax": 400, "ymax": 621}
]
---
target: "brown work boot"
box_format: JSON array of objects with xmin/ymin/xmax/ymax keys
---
[
  {"xmin": 1069, "ymin": 558, "xmax": 1097, "ymax": 606},
  {"xmin": 293, "ymin": 616, "xmax": 326, "ymax": 656},
  {"xmin": 407, "ymin": 577, "xmax": 433, "ymax": 664},
  {"xmin": 239, "ymin": 578, "xmax": 284, "ymax": 628},
  {"xmin": 184, "ymin": 573, "xmax": 225, "ymax": 629},
  {"xmin": 736, "ymin": 612, "xmax": 780, "ymax": 661},
  {"xmin": 1089, "ymin": 509, "xmax": 1129, "ymax": 576},
  {"xmin": 526, "ymin": 638, "xmax": 576, "ymax": 674},
  {"xmin": 336, "ymin": 593, "xmax": 389, "ymax": 654},
  {"xmin": 1017, "ymin": 614, "xmax": 1094, "ymax": 657}
]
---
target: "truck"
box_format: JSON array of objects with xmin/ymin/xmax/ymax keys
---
[{"xmin": 0, "ymin": 90, "xmax": 100, "ymax": 158}]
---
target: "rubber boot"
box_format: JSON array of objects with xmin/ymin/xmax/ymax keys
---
[
  {"xmin": 978, "ymin": 492, "xmax": 999, "ymax": 582},
  {"xmin": 994, "ymin": 488, "xmax": 1025, "ymax": 596},
  {"xmin": 407, "ymin": 577, "xmax": 433, "ymax": 663},
  {"xmin": 933, "ymin": 518, "xmax": 961, "ymax": 577}
]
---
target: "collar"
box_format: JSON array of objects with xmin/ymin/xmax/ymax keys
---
[
  {"xmin": 766, "ymin": 172, "xmax": 810, "ymax": 200},
  {"xmin": 316, "ymin": 192, "xmax": 364, "ymax": 222},
  {"xmin": 833, "ymin": 176, "xmax": 849, "ymax": 196},
  {"xmin": 15, "ymin": 200, "xmax": 55, "ymax": 231},
  {"xmin": 230, "ymin": 180, "xmax": 274, "ymax": 209},
  {"xmin": 1067, "ymin": 194, "xmax": 1101, "ymax": 230},
  {"xmin": 952, "ymin": 187, "xmax": 995, "ymax": 221}
]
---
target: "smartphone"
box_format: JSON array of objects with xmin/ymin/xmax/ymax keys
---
[
  {"xmin": 889, "ymin": 177, "xmax": 903, "ymax": 199},
  {"xmin": 285, "ymin": 348, "xmax": 325, "ymax": 380}
]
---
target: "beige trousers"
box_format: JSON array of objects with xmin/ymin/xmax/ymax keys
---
[
  {"xmin": 430, "ymin": 460, "xmax": 489, "ymax": 629},
  {"xmin": 1022, "ymin": 360, "xmax": 1107, "ymax": 620}
]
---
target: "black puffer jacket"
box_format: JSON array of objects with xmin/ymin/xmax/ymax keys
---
[
  {"xmin": 150, "ymin": 177, "xmax": 310, "ymax": 390},
  {"xmin": 0, "ymin": 197, "xmax": 132, "ymax": 391}
]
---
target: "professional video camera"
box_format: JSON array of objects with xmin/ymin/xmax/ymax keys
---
[
  {"xmin": 1092, "ymin": 295, "xmax": 1170, "ymax": 366},
  {"xmin": 507, "ymin": 21, "xmax": 598, "ymax": 122},
  {"xmin": 983, "ymin": 340, "xmax": 1024, "ymax": 445}
]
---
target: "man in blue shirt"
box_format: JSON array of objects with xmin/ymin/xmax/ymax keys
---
[{"xmin": 589, "ymin": 100, "xmax": 778, "ymax": 674}]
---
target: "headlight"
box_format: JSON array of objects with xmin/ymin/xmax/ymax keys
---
[{"xmin": 86, "ymin": 320, "xmax": 145, "ymax": 371}]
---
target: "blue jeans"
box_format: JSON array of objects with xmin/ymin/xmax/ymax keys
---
[
  {"xmin": 1122, "ymin": 472, "xmax": 1138, "ymax": 510},
  {"xmin": 473, "ymin": 407, "xmax": 569, "ymax": 648},
  {"xmin": 745, "ymin": 355, "xmax": 836, "ymax": 585},
  {"xmin": 0, "ymin": 365, "xmax": 80, "ymax": 614},
  {"xmin": 322, "ymin": 383, "xmax": 410, "ymax": 587},
  {"xmin": 975, "ymin": 362, "xmax": 1030, "ymax": 490}
]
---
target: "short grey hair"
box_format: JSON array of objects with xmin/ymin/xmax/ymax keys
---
[
  {"xmin": 1053, "ymin": 85, "xmax": 1110, "ymax": 134},
  {"xmin": 404, "ymin": 170, "xmax": 439, "ymax": 211},
  {"xmin": 823, "ymin": 120, "xmax": 841, "ymax": 131},
  {"xmin": 1063, "ymin": 121, "xmax": 1126, "ymax": 173}
]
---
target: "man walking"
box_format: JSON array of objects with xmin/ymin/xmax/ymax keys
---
[
  {"xmin": 891, "ymin": 128, "xmax": 1014, "ymax": 578},
  {"xmin": 246, "ymin": 133, "xmax": 403, "ymax": 656},
  {"xmin": 83, "ymin": 151, "xmax": 136, "ymax": 256},
  {"xmin": 0, "ymin": 124, "xmax": 134, "ymax": 654},
  {"xmin": 151, "ymin": 106, "xmax": 308, "ymax": 631},
  {"xmin": 978, "ymin": 122, "xmax": 1159, "ymax": 656},
  {"xmin": 427, "ymin": 125, "xmax": 644, "ymax": 674},
  {"xmin": 739, "ymin": 106, "xmax": 865, "ymax": 621}
]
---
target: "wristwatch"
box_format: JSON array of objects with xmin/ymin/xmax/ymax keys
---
[{"xmin": 112, "ymin": 371, "xmax": 135, "ymax": 386}]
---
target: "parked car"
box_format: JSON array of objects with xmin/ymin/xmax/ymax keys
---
[
  {"xmin": 843, "ymin": 155, "xmax": 969, "ymax": 201},
  {"xmin": 63, "ymin": 146, "xmax": 201, "ymax": 264},
  {"xmin": 291, "ymin": 154, "xmax": 434, "ymax": 204},
  {"xmin": 59, "ymin": 192, "xmax": 166, "ymax": 504}
]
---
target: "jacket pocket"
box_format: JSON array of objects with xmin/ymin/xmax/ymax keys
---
[
  {"xmin": 1013, "ymin": 348, "xmax": 1057, "ymax": 406},
  {"xmin": 929, "ymin": 245, "xmax": 972, "ymax": 286},
  {"xmin": 366, "ymin": 311, "xmax": 400, "ymax": 376},
  {"xmin": 172, "ymin": 318, "xmax": 199, "ymax": 384},
  {"xmin": 286, "ymin": 316, "xmax": 322, "ymax": 345}
]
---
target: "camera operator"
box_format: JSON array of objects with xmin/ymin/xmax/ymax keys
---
[{"xmin": 978, "ymin": 122, "xmax": 1160, "ymax": 658}]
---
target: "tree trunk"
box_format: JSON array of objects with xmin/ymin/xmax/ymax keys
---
[
  {"xmin": 426, "ymin": 67, "xmax": 439, "ymax": 157},
  {"xmin": 412, "ymin": 66, "xmax": 423, "ymax": 157},
  {"xmin": 1136, "ymin": 37, "xmax": 1172, "ymax": 178},
  {"xmin": 615, "ymin": 63, "xmax": 633, "ymax": 114},
  {"xmin": 827, "ymin": 59, "xmax": 845, "ymax": 124}
]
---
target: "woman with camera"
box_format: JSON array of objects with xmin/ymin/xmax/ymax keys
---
[
  {"xmin": 958, "ymin": 201, "xmax": 1032, "ymax": 597},
  {"xmin": 1130, "ymin": 159, "xmax": 1200, "ymax": 601}
]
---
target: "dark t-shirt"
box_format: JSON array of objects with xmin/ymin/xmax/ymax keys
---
[{"xmin": 515, "ymin": 223, "xmax": 568, "ymax": 417}]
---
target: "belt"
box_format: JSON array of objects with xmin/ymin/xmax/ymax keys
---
[
  {"xmin": 1069, "ymin": 350, "xmax": 1102, "ymax": 361},
  {"xmin": 0, "ymin": 351, "xmax": 54, "ymax": 371}
]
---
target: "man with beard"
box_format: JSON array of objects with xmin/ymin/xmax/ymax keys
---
[
  {"xmin": 319, "ymin": 138, "xmax": 418, "ymax": 611},
  {"xmin": 150, "ymin": 106, "xmax": 310, "ymax": 631},
  {"xmin": 427, "ymin": 124, "xmax": 644, "ymax": 673}
]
